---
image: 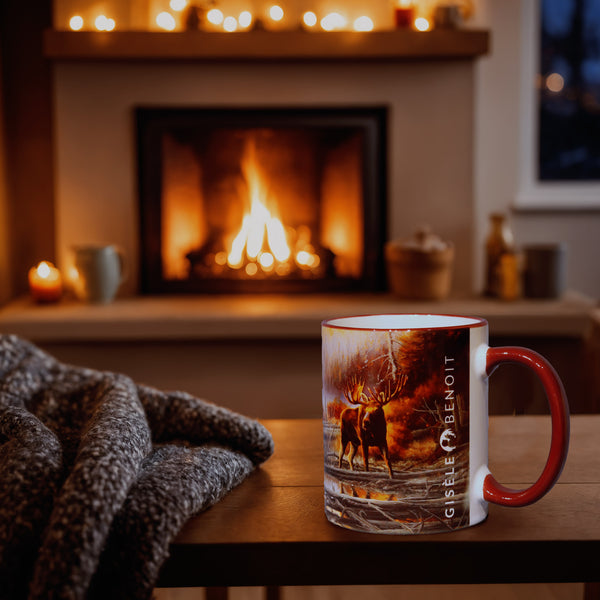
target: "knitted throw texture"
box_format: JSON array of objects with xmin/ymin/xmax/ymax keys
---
[{"xmin": 0, "ymin": 334, "xmax": 274, "ymax": 600}]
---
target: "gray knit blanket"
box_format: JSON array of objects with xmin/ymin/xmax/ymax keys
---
[{"xmin": 0, "ymin": 334, "xmax": 274, "ymax": 600}]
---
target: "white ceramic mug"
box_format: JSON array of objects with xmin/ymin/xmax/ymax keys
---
[
  {"xmin": 322, "ymin": 314, "xmax": 570, "ymax": 534},
  {"xmin": 72, "ymin": 245, "xmax": 125, "ymax": 304}
]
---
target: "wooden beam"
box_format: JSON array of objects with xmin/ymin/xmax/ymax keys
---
[{"xmin": 44, "ymin": 29, "xmax": 490, "ymax": 62}]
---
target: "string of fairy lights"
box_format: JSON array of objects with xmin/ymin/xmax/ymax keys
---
[{"xmin": 66, "ymin": 1, "xmax": 444, "ymax": 33}]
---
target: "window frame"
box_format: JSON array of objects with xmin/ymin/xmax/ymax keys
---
[{"xmin": 515, "ymin": 0, "xmax": 600, "ymax": 210}]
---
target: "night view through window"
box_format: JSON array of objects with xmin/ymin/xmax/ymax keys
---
[{"xmin": 539, "ymin": 0, "xmax": 600, "ymax": 180}]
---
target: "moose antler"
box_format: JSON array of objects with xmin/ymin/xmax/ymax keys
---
[
  {"xmin": 342, "ymin": 374, "xmax": 370, "ymax": 406},
  {"xmin": 367, "ymin": 372, "xmax": 408, "ymax": 407}
]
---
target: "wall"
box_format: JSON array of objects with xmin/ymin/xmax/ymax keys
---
[
  {"xmin": 0, "ymin": 43, "xmax": 11, "ymax": 305},
  {"xmin": 473, "ymin": 0, "xmax": 600, "ymax": 298},
  {"xmin": 0, "ymin": 0, "xmax": 55, "ymax": 298},
  {"xmin": 54, "ymin": 60, "xmax": 476, "ymax": 296}
]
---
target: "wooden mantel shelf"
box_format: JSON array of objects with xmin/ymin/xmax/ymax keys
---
[
  {"xmin": 43, "ymin": 29, "xmax": 489, "ymax": 62},
  {"xmin": 0, "ymin": 292, "xmax": 594, "ymax": 343}
]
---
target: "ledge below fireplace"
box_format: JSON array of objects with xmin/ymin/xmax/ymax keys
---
[
  {"xmin": 0, "ymin": 292, "xmax": 594, "ymax": 343},
  {"xmin": 2, "ymin": 292, "xmax": 595, "ymax": 418}
]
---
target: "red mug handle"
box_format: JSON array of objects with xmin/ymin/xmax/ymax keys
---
[{"xmin": 483, "ymin": 346, "xmax": 570, "ymax": 507}]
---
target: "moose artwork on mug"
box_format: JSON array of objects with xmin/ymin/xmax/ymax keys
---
[{"xmin": 323, "ymin": 324, "xmax": 470, "ymax": 534}]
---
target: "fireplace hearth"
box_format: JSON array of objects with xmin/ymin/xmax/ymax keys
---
[{"xmin": 136, "ymin": 106, "xmax": 387, "ymax": 294}]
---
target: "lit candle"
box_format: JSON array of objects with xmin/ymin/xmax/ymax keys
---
[
  {"xmin": 353, "ymin": 16, "xmax": 374, "ymax": 31},
  {"xmin": 156, "ymin": 11, "xmax": 177, "ymax": 30},
  {"xmin": 302, "ymin": 11, "xmax": 317, "ymax": 28},
  {"xmin": 320, "ymin": 12, "xmax": 346, "ymax": 31},
  {"xmin": 414, "ymin": 16, "xmax": 431, "ymax": 31},
  {"xmin": 238, "ymin": 11, "xmax": 253, "ymax": 29},
  {"xmin": 207, "ymin": 8, "xmax": 224, "ymax": 26},
  {"xmin": 69, "ymin": 15, "xmax": 84, "ymax": 31},
  {"xmin": 95, "ymin": 15, "xmax": 116, "ymax": 31},
  {"xmin": 28, "ymin": 261, "xmax": 63, "ymax": 303},
  {"xmin": 170, "ymin": 0, "xmax": 187, "ymax": 10},
  {"xmin": 223, "ymin": 16, "xmax": 238, "ymax": 32},
  {"xmin": 269, "ymin": 5, "xmax": 284, "ymax": 22}
]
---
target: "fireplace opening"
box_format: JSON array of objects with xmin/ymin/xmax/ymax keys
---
[{"xmin": 136, "ymin": 107, "xmax": 387, "ymax": 293}]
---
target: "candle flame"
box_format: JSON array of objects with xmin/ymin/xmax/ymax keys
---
[
  {"xmin": 239, "ymin": 11, "xmax": 253, "ymax": 28},
  {"xmin": 207, "ymin": 8, "xmax": 224, "ymax": 25},
  {"xmin": 321, "ymin": 12, "xmax": 346, "ymax": 31},
  {"xmin": 95, "ymin": 15, "xmax": 115, "ymax": 31},
  {"xmin": 414, "ymin": 17, "xmax": 431, "ymax": 31},
  {"xmin": 37, "ymin": 261, "xmax": 52, "ymax": 279},
  {"xmin": 156, "ymin": 11, "xmax": 176, "ymax": 30},
  {"xmin": 303, "ymin": 11, "xmax": 317, "ymax": 27},
  {"xmin": 269, "ymin": 5, "xmax": 284, "ymax": 21},
  {"xmin": 69, "ymin": 15, "xmax": 84, "ymax": 30},
  {"xmin": 353, "ymin": 16, "xmax": 374, "ymax": 31}
]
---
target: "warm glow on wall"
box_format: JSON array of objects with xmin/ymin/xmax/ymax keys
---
[
  {"xmin": 69, "ymin": 15, "xmax": 84, "ymax": 31},
  {"xmin": 156, "ymin": 11, "xmax": 176, "ymax": 31}
]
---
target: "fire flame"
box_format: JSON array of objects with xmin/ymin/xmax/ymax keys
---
[
  {"xmin": 224, "ymin": 137, "xmax": 320, "ymax": 277},
  {"xmin": 227, "ymin": 190, "xmax": 290, "ymax": 268}
]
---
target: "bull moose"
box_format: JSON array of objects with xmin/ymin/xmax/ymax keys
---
[{"xmin": 338, "ymin": 373, "xmax": 407, "ymax": 478}]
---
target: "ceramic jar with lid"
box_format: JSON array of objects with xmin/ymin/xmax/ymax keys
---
[{"xmin": 385, "ymin": 226, "xmax": 454, "ymax": 300}]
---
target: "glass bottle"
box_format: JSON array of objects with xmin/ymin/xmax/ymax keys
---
[{"xmin": 484, "ymin": 213, "xmax": 514, "ymax": 297}]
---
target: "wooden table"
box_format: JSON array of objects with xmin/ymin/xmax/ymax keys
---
[{"xmin": 158, "ymin": 416, "xmax": 600, "ymax": 592}]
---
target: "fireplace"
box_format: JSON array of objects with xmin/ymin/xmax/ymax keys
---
[{"xmin": 136, "ymin": 107, "xmax": 387, "ymax": 294}]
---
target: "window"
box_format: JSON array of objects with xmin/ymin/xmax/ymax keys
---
[
  {"xmin": 539, "ymin": 0, "xmax": 600, "ymax": 180},
  {"xmin": 516, "ymin": 0, "xmax": 600, "ymax": 209}
]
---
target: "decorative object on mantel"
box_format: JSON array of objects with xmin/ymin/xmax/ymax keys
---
[
  {"xmin": 484, "ymin": 212, "xmax": 515, "ymax": 298},
  {"xmin": 183, "ymin": 3, "xmax": 202, "ymax": 30},
  {"xmin": 433, "ymin": 4, "xmax": 463, "ymax": 29},
  {"xmin": 28, "ymin": 261, "xmax": 63, "ymax": 304},
  {"xmin": 393, "ymin": 0, "xmax": 415, "ymax": 29},
  {"xmin": 523, "ymin": 243, "xmax": 567, "ymax": 299},
  {"xmin": 495, "ymin": 250, "xmax": 522, "ymax": 302},
  {"xmin": 71, "ymin": 244, "xmax": 125, "ymax": 304},
  {"xmin": 0, "ymin": 334, "xmax": 274, "ymax": 599},
  {"xmin": 385, "ymin": 225, "xmax": 454, "ymax": 300}
]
